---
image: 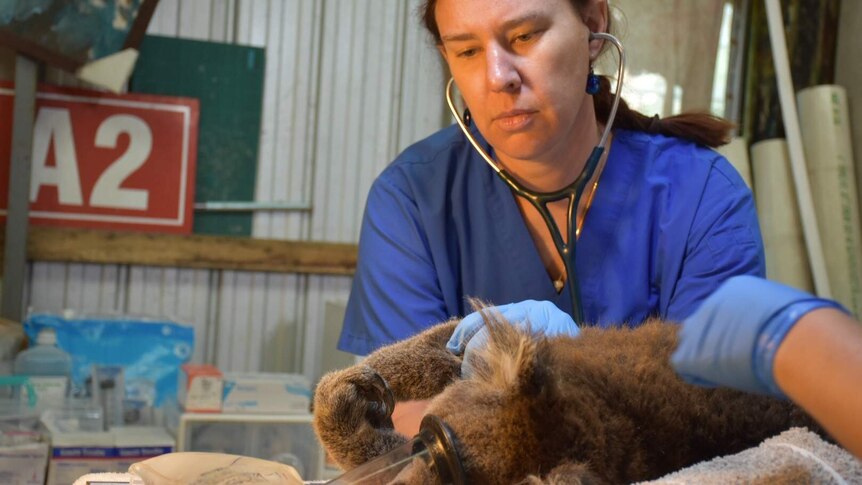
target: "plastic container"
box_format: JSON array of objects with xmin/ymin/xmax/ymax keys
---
[
  {"xmin": 13, "ymin": 329, "xmax": 72, "ymax": 408},
  {"xmin": 91, "ymin": 365, "xmax": 125, "ymax": 430},
  {"xmin": 39, "ymin": 399, "xmax": 103, "ymax": 434},
  {"xmin": 177, "ymin": 412, "xmax": 324, "ymax": 480}
]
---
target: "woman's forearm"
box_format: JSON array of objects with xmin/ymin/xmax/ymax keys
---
[{"xmin": 773, "ymin": 307, "xmax": 862, "ymax": 458}]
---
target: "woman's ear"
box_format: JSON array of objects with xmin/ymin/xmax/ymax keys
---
[{"xmin": 582, "ymin": 0, "xmax": 609, "ymax": 60}]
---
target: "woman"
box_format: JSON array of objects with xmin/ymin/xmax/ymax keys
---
[{"xmin": 338, "ymin": 0, "xmax": 763, "ymax": 433}]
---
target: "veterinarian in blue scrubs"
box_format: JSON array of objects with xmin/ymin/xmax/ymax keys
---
[
  {"xmin": 338, "ymin": 0, "xmax": 764, "ymax": 434},
  {"xmin": 673, "ymin": 275, "xmax": 862, "ymax": 459}
]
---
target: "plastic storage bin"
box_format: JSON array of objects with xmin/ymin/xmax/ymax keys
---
[{"xmin": 177, "ymin": 412, "xmax": 325, "ymax": 480}]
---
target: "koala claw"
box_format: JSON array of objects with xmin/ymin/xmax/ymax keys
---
[{"xmin": 365, "ymin": 369, "xmax": 396, "ymax": 427}]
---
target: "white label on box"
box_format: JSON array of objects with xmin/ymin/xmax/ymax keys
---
[
  {"xmin": 221, "ymin": 378, "xmax": 311, "ymax": 414},
  {"xmin": 187, "ymin": 376, "xmax": 222, "ymax": 411},
  {"xmin": 24, "ymin": 376, "xmax": 68, "ymax": 404}
]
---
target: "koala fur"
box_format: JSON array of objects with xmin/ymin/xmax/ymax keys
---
[{"xmin": 313, "ymin": 310, "xmax": 821, "ymax": 484}]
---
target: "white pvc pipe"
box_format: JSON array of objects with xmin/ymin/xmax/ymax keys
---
[
  {"xmin": 797, "ymin": 85, "xmax": 862, "ymax": 315},
  {"xmin": 751, "ymin": 139, "xmax": 815, "ymax": 292},
  {"xmin": 717, "ymin": 137, "xmax": 753, "ymax": 189},
  {"xmin": 763, "ymin": 0, "xmax": 831, "ymax": 298}
]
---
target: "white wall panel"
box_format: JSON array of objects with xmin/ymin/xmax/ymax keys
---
[
  {"xmin": 177, "ymin": 1, "xmax": 214, "ymax": 40},
  {"xmin": 243, "ymin": 273, "xmax": 268, "ymax": 371},
  {"xmin": 64, "ymin": 264, "xmax": 115, "ymax": 313},
  {"xmin": 149, "ymin": 0, "xmax": 180, "ymax": 35},
  {"xmin": 174, "ymin": 269, "xmax": 213, "ymax": 364},
  {"xmin": 213, "ymin": 271, "xmax": 308, "ymax": 374},
  {"xmin": 29, "ymin": 262, "xmax": 125, "ymax": 314},
  {"xmin": 258, "ymin": 273, "xmax": 305, "ymax": 373},
  {"xmin": 315, "ymin": 0, "xmax": 363, "ymax": 243},
  {"xmin": 398, "ymin": 13, "xmax": 449, "ymax": 154},
  {"xmin": 251, "ymin": 0, "xmax": 283, "ymax": 239},
  {"xmin": 29, "ymin": 262, "xmax": 68, "ymax": 313},
  {"xmin": 126, "ymin": 267, "xmax": 166, "ymax": 317},
  {"xmin": 25, "ymin": 0, "xmax": 446, "ymax": 385},
  {"xmin": 237, "ymin": 0, "xmax": 269, "ymax": 48},
  {"xmin": 298, "ymin": 0, "xmax": 447, "ymax": 381},
  {"xmin": 302, "ymin": 275, "xmax": 353, "ymax": 384},
  {"xmin": 311, "ymin": 0, "xmax": 445, "ymax": 242},
  {"xmin": 252, "ymin": 0, "xmax": 320, "ymax": 241},
  {"xmin": 126, "ymin": 266, "xmax": 164, "ymax": 315},
  {"xmin": 208, "ymin": 0, "xmax": 236, "ymax": 42},
  {"xmin": 228, "ymin": 0, "xmax": 321, "ymax": 378},
  {"xmin": 220, "ymin": 271, "xmax": 254, "ymax": 371}
]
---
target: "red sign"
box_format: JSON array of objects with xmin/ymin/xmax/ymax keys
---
[{"xmin": 0, "ymin": 82, "xmax": 198, "ymax": 233}]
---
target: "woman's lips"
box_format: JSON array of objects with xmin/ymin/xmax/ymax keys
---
[{"xmin": 493, "ymin": 110, "xmax": 537, "ymax": 131}]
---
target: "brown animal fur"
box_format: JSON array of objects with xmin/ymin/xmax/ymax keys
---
[{"xmin": 313, "ymin": 310, "xmax": 821, "ymax": 484}]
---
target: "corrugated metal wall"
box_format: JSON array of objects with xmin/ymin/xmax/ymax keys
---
[{"xmin": 26, "ymin": 0, "xmax": 446, "ymax": 383}]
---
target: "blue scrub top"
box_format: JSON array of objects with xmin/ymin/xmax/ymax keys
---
[{"xmin": 338, "ymin": 125, "xmax": 765, "ymax": 355}]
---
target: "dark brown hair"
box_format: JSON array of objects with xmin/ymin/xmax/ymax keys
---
[{"xmin": 420, "ymin": 0, "xmax": 734, "ymax": 147}]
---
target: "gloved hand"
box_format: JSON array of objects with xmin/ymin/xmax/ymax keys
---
[
  {"xmin": 447, "ymin": 300, "xmax": 580, "ymax": 378},
  {"xmin": 671, "ymin": 275, "xmax": 847, "ymax": 396}
]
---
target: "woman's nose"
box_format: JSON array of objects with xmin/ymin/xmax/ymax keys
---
[{"xmin": 486, "ymin": 46, "xmax": 521, "ymax": 93}]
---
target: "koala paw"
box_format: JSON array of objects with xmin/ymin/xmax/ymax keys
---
[
  {"xmin": 314, "ymin": 365, "xmax": 396, "ymax": 433},
  {"xmin": 528, "ymin": 462, "xmax": 600, "ymax": 485},
  {"xmin": 313, "ymin": 366, "xmax": 403, "ymax": 468}
]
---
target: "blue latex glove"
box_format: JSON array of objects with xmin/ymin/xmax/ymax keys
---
[
  {"xmin": 447, "ymin": 300, "xmax": 580, "ymax": 377},
  {"xmin": 671, "ymin": 275, "xmax": 847, "ymax": 396}
]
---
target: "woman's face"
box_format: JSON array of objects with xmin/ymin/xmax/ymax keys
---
[{"xmin": 436, "ymin": 0, "xmax": 605, "ymax": 164}]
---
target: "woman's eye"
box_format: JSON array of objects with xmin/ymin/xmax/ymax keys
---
[
  {"xmin": 513, "ymin": 30, "xmax": 543, "ymax": 45},
  {"xmin": 457, "ymin": 48, "xmax": 478, "ymax": 58}
]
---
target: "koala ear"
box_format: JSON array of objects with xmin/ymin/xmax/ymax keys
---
[{"xmin": 471, "ymin": 309, "xmax": 555, "ymax": 398}]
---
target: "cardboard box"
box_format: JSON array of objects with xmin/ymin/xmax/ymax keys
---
[
  {"xmin": 47, "ymin": 426, "xmax": 174, "ymax": 485},
  {"xmin": 178, "ymin": 364, "xmax": 223, "ymax": 413},
  {"xmin": 0, "ymin": 440, "xmax": 49, "ymax": 484},
  {"xmin": 221, "ymin": 373, "xmax": 310, "ymax": 414}
]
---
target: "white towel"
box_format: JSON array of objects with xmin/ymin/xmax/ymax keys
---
[
  {"xmin": 73, "ymin": 472, "xmax": 144, "ymax": 485},
  {"xmin": 640, "ymin": 427, "xmax": 862, "ymax": 484}
]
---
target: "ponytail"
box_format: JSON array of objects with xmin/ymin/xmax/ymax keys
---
[{"xmin": 592, "ymin": 76, "xmax": 734, "ymax": 148}]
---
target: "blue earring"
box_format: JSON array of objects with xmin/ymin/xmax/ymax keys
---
[
  {"xmin": 586, "ymin": 67, "xmax": 600, "ymax": 95},
  {"xmin": 463, "ymin": 108, "xmax": 472, "ymax": 127}
]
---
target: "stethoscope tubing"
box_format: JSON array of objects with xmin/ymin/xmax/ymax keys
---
[{"xmin": 445, "ymin": 32, "xmax": 626, "ymax": 325}]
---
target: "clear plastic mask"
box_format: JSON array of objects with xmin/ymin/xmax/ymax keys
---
[{"xmin": 326, "ymin": 415, "xmax": 464, "ymax": 485}]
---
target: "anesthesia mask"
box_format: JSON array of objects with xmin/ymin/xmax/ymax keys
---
[{"xmin": 325, "ymin": 415, "xmax": 466, "ymax": 485}]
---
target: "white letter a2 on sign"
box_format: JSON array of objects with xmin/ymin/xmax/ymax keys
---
[{"xmin": 30, "ymin": 107, "xmax": 84, "ymax": 206}]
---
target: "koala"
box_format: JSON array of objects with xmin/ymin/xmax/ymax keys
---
[{"xmin": 313, "ymin": 309, "xmax": 821, "ymax": 484}]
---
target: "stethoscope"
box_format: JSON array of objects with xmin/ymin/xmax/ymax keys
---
[{"xmin": 445, "ymin": 32, "xmax": 626, "ymax": 325}]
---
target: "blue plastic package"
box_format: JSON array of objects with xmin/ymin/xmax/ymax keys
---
[{"xmin": 24, "ymin": 313, "xmax": 194, "ymax": 407}]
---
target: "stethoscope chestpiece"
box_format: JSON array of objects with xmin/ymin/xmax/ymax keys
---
[{"xmin": 419, "ymin": 415, "xmax": 467, "ymax": 485}]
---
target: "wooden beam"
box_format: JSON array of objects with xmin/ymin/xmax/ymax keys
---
[
  {"xmin": 123, "ymin": 0, "xmax": 160, "ymax": 50},
  {"xmin": 0, "ymin": 227, "xmax": 358, "ymax": 275}
]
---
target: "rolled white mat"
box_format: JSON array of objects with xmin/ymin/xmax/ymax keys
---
[
  {"xmin": 751, "ymin": 139, "xmax": 815, "ymax": 292},
  {"xmin": 797, "ymin": 85, "xmax": 862, "ymax": 317},
  {"xmin": 717, "ymin": 137, "xmax": 753, "ymax": 189}
]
